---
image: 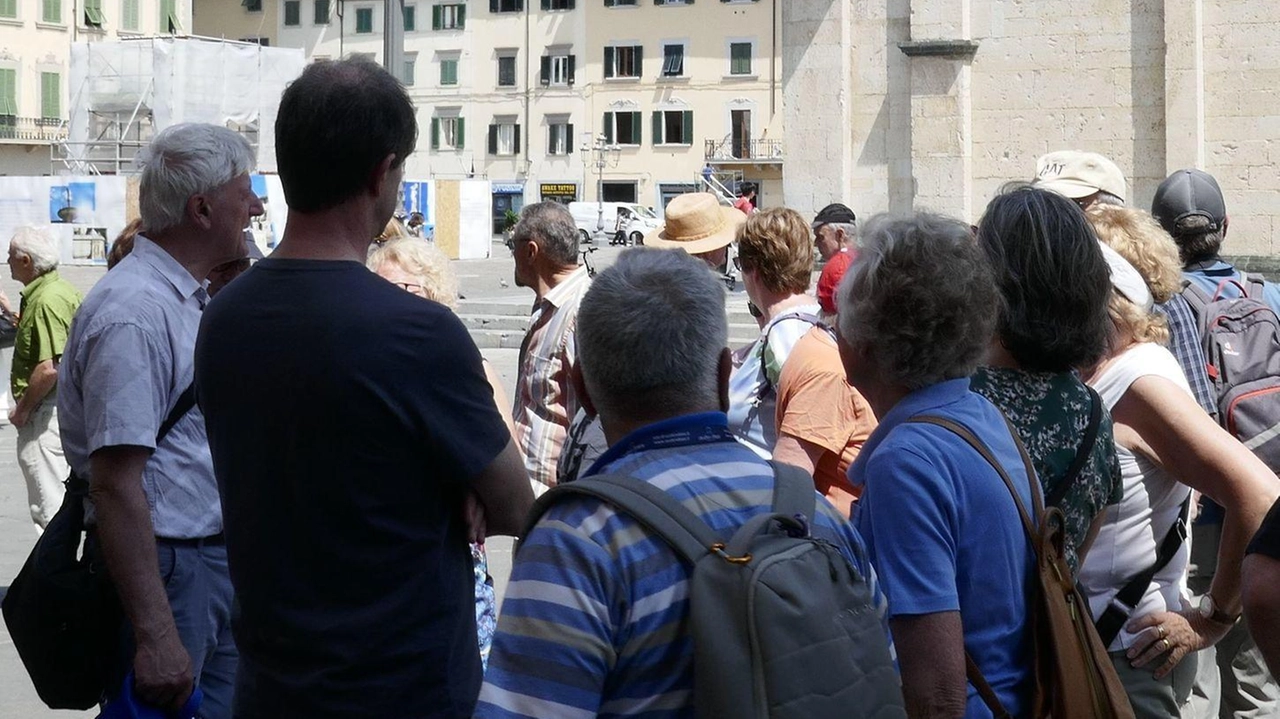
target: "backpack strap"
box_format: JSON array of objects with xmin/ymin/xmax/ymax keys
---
[
  {"xmin": 1092, "ymin": 497, "xmax": 1191, "ymax": 647},
  {"xmin": 523, "ymin": 473, "xmax": 721, "ymax": 565},
  {"xmin": 756, "ymin": 312, "xmax": 826, "ymax": 397},
  {"xmin": 158, "ymin": 383, "xmax": 197, "ymax": 446},
  {"xmin": 966, "ymin": 654, "xmax": 1013, "ymax": 719},
  {"xmin": 767, "ymin": 459, "xmax": 817, "ymax": 521},
  {"xmin": 1045, "ymin": 388, "xmax": 1103, "ymax": 510},
  {"xmin": 1243, "ymin": 272, "xmax": 1267, "ymax": 301}
]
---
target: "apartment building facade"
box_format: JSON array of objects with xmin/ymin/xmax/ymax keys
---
[
  {"xmin": 0, "ymin": 0, "xmax": 191, "ymax": 175},
  {"xmin": 192, "ymin": 0, "xmax": 278, "ymax": 46},
  {"xmin": 234, "ymin": 0, "xmax": 780, "ymax": 228}
]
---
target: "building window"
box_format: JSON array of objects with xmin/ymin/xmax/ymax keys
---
[
  {"xmin": 604, "ymin": 45, "xmax": 641, "ymax": 79},
  {"xmin": 160, "ymin": 0, "xmax": 178, "ymax": 31},
  {"xmin": 41, "ymin": 72, "xmax": 60, "ymax": 119},
  {"xmin": 541, "ymin": 0, "xmax": 573, "ymax": 8},
  {"xmin": 0, "ymin": 68, "xmax": 16, "ymax": 117},
  {"xmin": 121, "ymin": 0, "xmax": 140, "ymax": 28},
  {"xmin": 83, "ymin": 0, "xmax": 104, "ymax": 26},
  {"xmin": 240, "ymin": 36, "xmax": 270, "ymax": 45},
  {"xmin": 42, "ymin": 0, "xmax": 60, "ymax": 23},
  {"xmin": 497, "ymin": 55, "xmax": 516, "ymax": 87},
  {"xmin": 432, "ymin": 4, "xmax": 464, "ymax": 29},
  {"xmin": 540, "ymin": 54, "xmax": 574, "ymax": 86},
  {"xmin": 489, "ymin": 0, "xmax": 522, "ymax": 12},
  {"xmin": 730, "ymin": 42, "xmax": 752, "ymax": 75},
  {"xmin": 653, "ymin": 109, "xmax": 692, "ymax": 145},
  {"xmin": 431, "ymin": 116, "xmax": 464, "ymax": 150},
  {"xmin": 314, "ymin": 0, "xmax": 330, "ymax": 24},
  {"xmin": 604, "ymin": 0, "xmax": 637, "ymax": 6},
  {"xmin": 0, "ymin": 0, "xmax": 15, "ymax": 19},
  {"xmin": 439, "ymin": 57, "xmax": 458, "ymax": 85},
  {"xmin": 403, "ymin": 54, "xmax": 417, "ymax": 85},
  {"xmin": 403, "ymin": 4, "xmax": 415, "ymax": 30},
  {"xmin": 602, "ymin": 111, "xmax": 641, "ymax": 146},
  {"xmin": 662, "ymin": 44, "xmax": 684, "ymax": 77},
  {"xmin": 283, "ymin": 0, "xmax": 300, "ymax": 25},
  {"xmin": 243, "ymin": 0, "xmax": 263, "ymax": 11},
  {"xmin": 488, "ymin": 121, "xmax": 521, "ymax": 156},
  {"xmin": 355, "ymin": 7, "xmax": 373, "ymax": 32},
  {"xmin": 547, "ymin": 120, "xmax": 573, "ymax": 155}
]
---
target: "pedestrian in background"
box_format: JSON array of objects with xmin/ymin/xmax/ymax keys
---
[{"xmin": 1, "ymin": 226, "xmax": 81, "ymax": 532}]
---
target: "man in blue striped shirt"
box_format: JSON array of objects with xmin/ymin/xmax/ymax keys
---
[{"xmin": 476, "ymin": 247, "xmax": 890, "ymax": 719}]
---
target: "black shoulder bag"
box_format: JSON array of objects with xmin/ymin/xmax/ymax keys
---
[{"xmin": 1, "ymin": 384, "xmax": 196, "ymax": 709}]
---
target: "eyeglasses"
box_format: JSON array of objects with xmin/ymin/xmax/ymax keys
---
[
  {"xmin": 732, "ymin": 256, "xmax": 745, "ymax": 271},
  {"xmin": 393, "ymin": 282, "xmax": 425, "ymax": 294}
]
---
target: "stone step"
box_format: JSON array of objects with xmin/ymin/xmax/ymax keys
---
[{"xmin": 461, "ymin": 314, "xmax": 530, "ymax": 332}]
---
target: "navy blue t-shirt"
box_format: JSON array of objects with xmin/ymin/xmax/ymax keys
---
[{"xmin": 195, "ymin": 258, "xmax": 509, "ymax": 718}]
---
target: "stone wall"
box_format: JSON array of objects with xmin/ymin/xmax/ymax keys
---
[{"xmin": 783, "ymin": 0, "xmax": 1280, "ymax": 257}]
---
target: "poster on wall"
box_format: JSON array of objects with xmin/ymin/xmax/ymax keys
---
[
  {"xmin": 249, "ymin": 174, "xmax": 289, "ymax": 253},
  {"xmin": 0, "ymin": 176, "xmax": 128, "ymax": 265},
  {"xmin": 400, "ymin": 180, "xmax": 433, "ymax": 238}
]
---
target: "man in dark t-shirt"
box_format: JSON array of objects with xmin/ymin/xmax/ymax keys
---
[{"xmin": 194, "ymin": 58, "xmax": 533, "ymax": 718}]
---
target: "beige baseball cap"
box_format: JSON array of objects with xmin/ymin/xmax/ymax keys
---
[{"xmin": 1034, "ymin": 151, "xmax": 1126, "ymax": 203}]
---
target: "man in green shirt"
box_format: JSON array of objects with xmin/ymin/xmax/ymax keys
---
[{"xmin": 2, "ymin": 226, "xmax": 82, "ymax": 532}]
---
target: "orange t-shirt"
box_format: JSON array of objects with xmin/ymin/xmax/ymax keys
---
[{"xmin": 775, "ymin": 327, "xmax": 877, "ymax": 513}]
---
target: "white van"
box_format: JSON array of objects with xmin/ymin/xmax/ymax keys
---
[{"xmin": 568, "ymin": 201, "xmax": 661, "ymax": 246}]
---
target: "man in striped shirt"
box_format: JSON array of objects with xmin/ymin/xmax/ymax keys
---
[
  {"xmin": 511, "ymin": 202, "xmax": 591, "ymax": 492},
  {"xmin": 476, "ymin": 248, "xmax": 889, "ymax": 719}
]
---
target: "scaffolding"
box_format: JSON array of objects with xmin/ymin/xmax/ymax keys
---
[{"xmin": 58, "ymin": 36, "xmax": 305, "ymax": 175}]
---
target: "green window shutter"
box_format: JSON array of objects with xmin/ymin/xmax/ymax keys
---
[
  {"xmin": 356, "ymin": 8, "xmax": 372, "ymax": 32},
  {"xmin": 489, "ymin": 0, "xmax": 498, "ymax": 11},
  {"xmin": 84, "ymin": 0, "xmax": 104, "ymax": 26},
  {"xmin": 43, "ymin": 0, "xmax": 60, "ymax": 23},
  {"xmin": 603, "ymin": 46, "xmax": 614, "ymax": 79},
  {"xmin": 630, "ymin": 111, "xmax": 642, "ymax": 144},
  {"xmin": 566, "ymin": 123, "xmax": 573, "ymax": 152},
  {"xmin": 604, "ymin": 0, "xmax": 615, "ymax": 6},
  {"xmin": 0, "ymin": 69, "xmax": 15, "ymax": 115},
  {"xmin": 541, "ymin": 0, "xmax": 550, "ymax": 8},
  {"xmin": 161, "ymin": 0, "xmax": 178, "ymax": 31},
  {"xmin": 567, "ymin": 55, "xmax": 576, "ymax": 85},
  {"xmin": 487, "ymin": 124, "xmax": 498, "ymax": 154},
  {"xmin": 0, "ymin": 0, "xmax": 15, "ymax": 19},
  {"xmin": 41, "ymin": 72, "xmax": 60, "ymax": 119},
  {"xmin": 457, "ymin": 5, "xmax": 466, "ymax": 27},
  {"xmin": 282, "ymin": 0, "xmax": 299, "ymax": 26},
  {"xmin": 403, "ymin": 6, "xmax": 415, "ymax": 31},
  {"xmin": 456, "ymin": 117, "xmax": 465, "ymax": 149},
  {"xmin": 682, "ymin": 110, "xmax": 693, "ymax": 144},
  {"xmin": 431, "ymin": 118, "xmax": 440, "ymax": 149},
  {"xmin": 314, "ymin": 0, "xmax": 329, "ymax": 24},
  {"xmin": 432, "ymin": 5, "xmax": 441, "ymax": 29},
  {"xmin": 539, "ymin": 56, "xmax": 550, "ymax": 86},
  {"xmin": 123, "ymin": 0, "xmax": 140, "ymax": 28},
  {"xmin": 652, "ymin": 111, "xmax": 661, "ymax": 144},
  {"xmin": 513, "ymin": 125, "xmax": 521, "ymax": 154},
  {"xmin": 731, "ymin": 43, "xmax": 752, "ymax": 74},
  {"xmin": 633, "ymin": 45, "xmax": 643, "ymax": 77},
  {"xmin": 602, "ymin": 112, "xmax": 613, "ymax": 144}
]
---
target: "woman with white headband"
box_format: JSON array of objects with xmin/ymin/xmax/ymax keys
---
[{"xmin": 1082, "ymin": 206, "xmax": 1278, "ymax": 718}]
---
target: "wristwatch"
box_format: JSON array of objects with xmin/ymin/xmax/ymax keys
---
[{"xmin": 1198, "ymin": 594, "xmax": 1241, "ymax": 626}]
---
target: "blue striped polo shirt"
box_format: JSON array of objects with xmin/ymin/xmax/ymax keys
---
[{"xmin": 475, "ymin": 411, "xmax": 891, "ymax": 719}]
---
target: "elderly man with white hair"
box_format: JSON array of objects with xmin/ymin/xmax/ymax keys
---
[
  {"xmin": 0, "ymin": 226, "xmax": 81, "ymax": 531},
  {"xmin": 58, "ymin": 123, "xmax": 262, "ymax": 717}
]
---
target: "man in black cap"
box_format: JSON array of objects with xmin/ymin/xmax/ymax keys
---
[
  {"xmin": 1154, "ymin": 168, "xmax": 1280, "ymax": 719},
  {"xmin": 1153, "ymin": 168, "xmax": 1280, "ymax": 312},
  {"xmin": 812, "ymin": 203, "xmax": 857, "ymax": 262}
]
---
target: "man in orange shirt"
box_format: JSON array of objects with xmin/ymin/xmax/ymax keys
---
[{"xmin": 773, "ymin": 250, "xmax": 876, "ymax": 515}]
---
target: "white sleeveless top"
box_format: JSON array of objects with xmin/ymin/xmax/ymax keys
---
[{"xmin": 1080, "ymin": 342, "xmax": 1194, "ymax": 652}]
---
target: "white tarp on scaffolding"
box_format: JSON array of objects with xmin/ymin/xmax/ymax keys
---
[{"xmin": 67, "ymin": 37, "xmax": 305, "ymax": 172}]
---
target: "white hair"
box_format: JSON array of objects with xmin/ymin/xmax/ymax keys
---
[
  {"xmin": 136, "ymin": 123, "xmax": 256, "ymax": 234},
  {"xmin": 10, "ymin": 225, "xmax": 60, "ymax": 275},
  {"xmin": 825, "ymin": 222, "xmax": 858, "ymax": 240},
  {"xmin": 577, "ymin": 248, "xmax": 728, "ymax": 419}
]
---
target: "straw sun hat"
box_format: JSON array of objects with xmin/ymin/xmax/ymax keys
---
[{"xmin": 644, "ymin": 192, "xmax": 746, "ymax": 254}]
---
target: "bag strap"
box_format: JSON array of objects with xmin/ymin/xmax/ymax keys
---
[
  {"xmin": 1093, "ymin": 497, "xmax": 1191, "ymax": 647},
  {"xmin": 966, "ymin": 654, "xmax": 1012, "ymax": 719},
  {"xmin": 158, "ymin": 383, "xmax": 197, "ymax": 445},
  {"xmin": 756, "ymin": 312, "xmax": 826, "ymax": 396},
  {"xmin": 908, "ymin": 414, "xmax": 1044, "ymax": 719},
  {"xmin": 1243, "ymin": 272, "xmax": 1267, "ymax": 301},
  {"xmin": 1046, "ymin": 387, "xmax": 1103, "ymax": 509},
  {"xmin": 767, "ymin": 459, "xmax": 817, "ymax": 520}
]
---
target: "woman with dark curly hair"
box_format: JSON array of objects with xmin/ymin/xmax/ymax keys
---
[
  {"xmin": 971, "ymin": 184, "xmax": 1121, "ymax": 573},
  {"xmin": 839, "ymin": 212, "xmax": 1035, "ymax": 717}
]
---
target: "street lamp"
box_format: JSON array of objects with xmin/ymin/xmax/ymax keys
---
[{"xmin": 580, "ymin": 132, "xmax": 621, "ymax": 245}]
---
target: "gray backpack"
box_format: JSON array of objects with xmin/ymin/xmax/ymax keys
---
[
  {"xmin": 525, "ymin": 461, "xmax": 905, "ymax": 719},
  {"xmin": 1183, "ymin": 276, "xmax": 1280, "ymax": 472}
]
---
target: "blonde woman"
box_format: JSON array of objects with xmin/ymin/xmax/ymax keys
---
[
  {"xmin": 367, "ymin": 238, "xmax": 512, "ymax": 670},
  {"xmin": 1082, "ymin": 206, "xmax": 1278, "ymax": 717}
]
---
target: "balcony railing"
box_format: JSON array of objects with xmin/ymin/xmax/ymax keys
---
[
  {"xmin": 705, "ymin": 137, "xmax": 783, "ymax": 163},
  {"xmin": 0, "ymin": 116, "xmax": 68, "ymax": 143}
]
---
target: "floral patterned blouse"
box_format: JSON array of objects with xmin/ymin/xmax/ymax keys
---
[{"xmin": 971, "ymin": 367, "xmax": 1123, "ymax": 572}]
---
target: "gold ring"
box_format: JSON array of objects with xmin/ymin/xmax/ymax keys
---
[
  {"xmin": 1158, "ymin": 625, "xmax": 1167, "ymax": 639},
  {"xmin": 1161, "ymin": 638, "xmax": 1171, "ymax": 653}
]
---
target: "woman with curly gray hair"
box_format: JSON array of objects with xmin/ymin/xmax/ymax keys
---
[{"xmin": 839, "ymin": 212, "xmax": 1036, "ymax": 717}]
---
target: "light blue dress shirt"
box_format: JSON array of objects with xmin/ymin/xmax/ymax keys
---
[{"xmin": 59, "ymin": 237, "xmax": 220, "ymax": 539}]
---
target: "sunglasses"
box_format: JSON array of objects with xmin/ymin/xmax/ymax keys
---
[{"xmin": 393, "ymin": 282, "xmax": 425, "ymax": 295}]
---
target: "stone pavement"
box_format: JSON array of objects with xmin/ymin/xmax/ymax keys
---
[{"xmin": 0, "ymin": 239, "xmax": 760, "ymax": 716}]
